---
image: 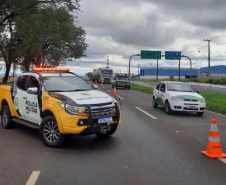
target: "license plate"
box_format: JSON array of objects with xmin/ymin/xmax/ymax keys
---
[
  {"xmin": 98, "ymin": 116, "xmax": 113, "ymax": 124},
  {"xmin": 188, "ymin": 106, "xmax": 196, "ymax": 109}
]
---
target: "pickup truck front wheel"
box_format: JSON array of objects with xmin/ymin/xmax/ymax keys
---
[
  {"xmin": 40, "ymin": 115, "xmax": 65, "ymax": 147},
  {"xmin": 1, "ymin": 104, "xmax": 15, "ymax": 129}
]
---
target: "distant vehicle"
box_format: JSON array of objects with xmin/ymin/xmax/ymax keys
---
[
  {"xmin": 85, "ymin": 72, "xmax": 92, "ymax": 81},
  {"xmin": 92, "ymin": 67, "xmax": 114, "ymax": 84},
  {"xmin": 152, "ymin": 81, "xmax": 206, "ymax": 116},
  {"xmin": 112, "ymin": 73, "xmax": 131, "ymax": 90}
]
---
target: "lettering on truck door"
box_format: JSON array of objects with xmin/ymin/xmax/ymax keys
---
[{"xmin": 25, "ymin": 76, "xmax": 41, "ymax": 124}]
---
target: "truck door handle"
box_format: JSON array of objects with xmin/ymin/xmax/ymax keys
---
[{"xmin": 23, "ymin": 97, "xmax": 27, "ymax": 99}]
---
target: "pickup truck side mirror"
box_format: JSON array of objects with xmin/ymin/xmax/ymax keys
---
[
  {"xmin": 92, "ymin": 84, "xmax": 98, "ymax": 90},
  {"xmin": 27, "ymin": 87, "xmax": 38, "ymax": 94}
]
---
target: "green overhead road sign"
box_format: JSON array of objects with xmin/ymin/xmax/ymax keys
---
[{"xmin": 141, "ymin": 50, "xmax": 161, "ymax": 59}]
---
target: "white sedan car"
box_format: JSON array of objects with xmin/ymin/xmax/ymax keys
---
[{"xmin": 152, "ymin": 81, "xmax": 206, "ymax": 116}]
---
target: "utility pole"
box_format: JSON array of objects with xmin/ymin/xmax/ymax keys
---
[
  {"xmin": 178, "ymin": 59, "xmax": 180, "ymax": 81},
  {"xmin": 204, "ymin": 39, "xmax": 211, "ymax": 76},
  {"xmin": 107, "ymin": 56, "xmax": 109, "ymax": 67},
  {"xmin": 156, "ymin": 59, "xmax": 158, "ymax": 81},
  {"xmin": 137, "ymin": 64, "xmax": 140, "ymax": 76}
]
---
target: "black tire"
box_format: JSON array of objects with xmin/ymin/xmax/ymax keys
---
[
  {"xmin": 152, "ymin": 97, "xmax": 158, "ymax": 108},
  {"xmin": 96, "ymin": 125, "xmax": 117, "ymax": 138},
  {"xmin": 127, "ymin": 86, "xmax": 130, "ymax": 90},
  {"xmin": 1, "ymin": 104, "xmax": 15, "ymax": 129},
  {"xmin": 197, "ymin": 112, "xmax": 204, "ymax": 116},
  {"xmin": 40, "ymin": 115, "xmax": 65, "ymax": 147},
  {"xmin": 165, "ymin": 101, "xmax": 172, "ymax": 114},
  {"xmin": 112, "ymin": 84, "xmax": 114, "ymax": 89}
]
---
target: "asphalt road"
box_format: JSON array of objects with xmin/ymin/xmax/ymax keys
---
[{"xmin": 1, "ymin": 84, "xmax": 226, "ymax": 185}]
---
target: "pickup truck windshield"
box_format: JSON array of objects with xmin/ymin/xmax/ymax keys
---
[
  {"xmin": 116, "ymin": 77, "xmax": 128, "ymax": 80},
  {"xmin": 167, "ymin": 83, "xmax": 194, "ymax": 92},
  {"xmin": 43, "ymin": 76, "xmax": 92, "ymax": 92}
]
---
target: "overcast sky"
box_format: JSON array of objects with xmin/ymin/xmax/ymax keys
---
[{"xmin": 65, "ymin": 0, "xmax": 226, "ymax": 76}]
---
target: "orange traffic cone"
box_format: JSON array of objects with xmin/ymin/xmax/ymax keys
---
[
  {"xmin": 112, "ymin": 86, "xmax": 117, "ymax": 96},
  {"xmin": 100, "ymin": 82, "xmax": 104, "ymax": 88},
  {"xmin": 201, "ymin": 119, "xmax": 226, "ymax": 158}
]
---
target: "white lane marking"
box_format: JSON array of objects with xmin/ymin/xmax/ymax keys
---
[
  {"xmin": 117, "ymin": 95, "xmax": 124, "ymax": 100},
  {"xmin": 26, "ymin": 171, "xmax": 41, "ymax": 185},
  {"xmin": 205, "ymin": 110, "xmax": 226, "ymax": 118},
  {"xmin": 107, "ymin": 90, "xmax": 111, "ymax": 92},
  {"xmin": 135, "ymin": 107, "xmax": 158, "ymax": 120},
  {"xmin": 219, "ymin": 158, "xmax": 226, "ymax": 164}
]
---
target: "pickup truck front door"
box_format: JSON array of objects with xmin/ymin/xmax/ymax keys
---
[{"xmin": 24, "ymin": 76, "xmax": 41, "ymax": 124}]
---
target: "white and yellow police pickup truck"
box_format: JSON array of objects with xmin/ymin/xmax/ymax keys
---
[{"xmin": 0, "ymin": 67, "xmax": 121, "ymax": 147}]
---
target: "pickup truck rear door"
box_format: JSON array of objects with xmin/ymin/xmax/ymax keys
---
[{"xmin": 14, "ymin": 75, "xmax": 29, "ymax": 118}]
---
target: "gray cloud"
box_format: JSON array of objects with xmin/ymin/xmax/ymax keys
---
[{"xmin": 66, "ymin": 0, "xmax": 226, "ymax": 75}]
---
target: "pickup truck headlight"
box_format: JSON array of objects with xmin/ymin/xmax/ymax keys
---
[
  {"xmin": 199, "ymin": 98, "xmax": 205, "ymax": 103},
  {"xmin": 171, "ymin": 97, "xmax": 183, "ymax": 101},
  {"xmin": 58, "ymin": 103, "xmax": 86, "ymax": 115}
]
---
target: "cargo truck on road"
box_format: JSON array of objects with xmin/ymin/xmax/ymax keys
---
[{"xmin": 92, "ymin": 67, "xmax": 114, "ymax": 84}]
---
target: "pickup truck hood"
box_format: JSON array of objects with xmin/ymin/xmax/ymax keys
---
[
  {"xmin": 167, "ymin": 91, "xmax": 204, "ymax": 100},
  {"xmin": 50, "ymin": 90, "xmax": 115, "ymax": 105}
]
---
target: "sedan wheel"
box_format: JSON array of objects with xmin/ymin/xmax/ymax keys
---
[
  {"xmin": 165, "ymin": 101, "xmax": 172, "ymax": 114},
  {"xmin": 152, "ymin": 98, "xmax": 158, "ymax": 108}
]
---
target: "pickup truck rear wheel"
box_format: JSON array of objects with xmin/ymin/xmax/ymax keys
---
[
  {"xmin": 96, "ymin": 125, "xmax": 117, "ymax": 138},
  {"xmin": 40, "ymin": 115, "xmax": 65, "ymax": 147},
  {"xmin": 1, "ymin": 104, "xmax": 15, "ymax": 129}
]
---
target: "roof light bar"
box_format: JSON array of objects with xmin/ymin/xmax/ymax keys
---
[{"xmin": 32, "ymin": 67, "xmax": 70, "ymax": 72}]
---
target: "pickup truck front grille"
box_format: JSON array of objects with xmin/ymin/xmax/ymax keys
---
[{"xmin": 85, "ymin": 102, "xmax": 116, "ymax": 116}]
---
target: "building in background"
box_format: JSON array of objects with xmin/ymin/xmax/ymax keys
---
[
  {"xmin": 140, "ymin": 65, "xmax": 226, "ymax": 80},
  {"xmin": 199, "ymin": 65, "xmax": 226, "ymax": 77}
]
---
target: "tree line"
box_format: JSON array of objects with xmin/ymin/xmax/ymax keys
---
[{"xmin": 0, "ymin": 0, "xmax": 88, "ymax": 83}]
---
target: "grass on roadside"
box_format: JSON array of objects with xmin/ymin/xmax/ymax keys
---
[
  {"xmin": 131, "ymin": 84, "xmax": 154, "ymax": 95},
  {"xmin": 200, "ymin": 92, "xmax": 226, "ymax": 115},
  {"xmin": 131, "ymin": 84, "xmax": 226, "ymax": 115}
]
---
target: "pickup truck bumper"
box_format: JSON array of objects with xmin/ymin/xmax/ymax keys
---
[{"xmin": 59, "ymin": 102, "xmax": 121, "ymax": 135}]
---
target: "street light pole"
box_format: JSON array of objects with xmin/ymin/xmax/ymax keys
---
[{"xmin": 129, "ymin": 54, "xmax": 140, "ymax": 80}]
